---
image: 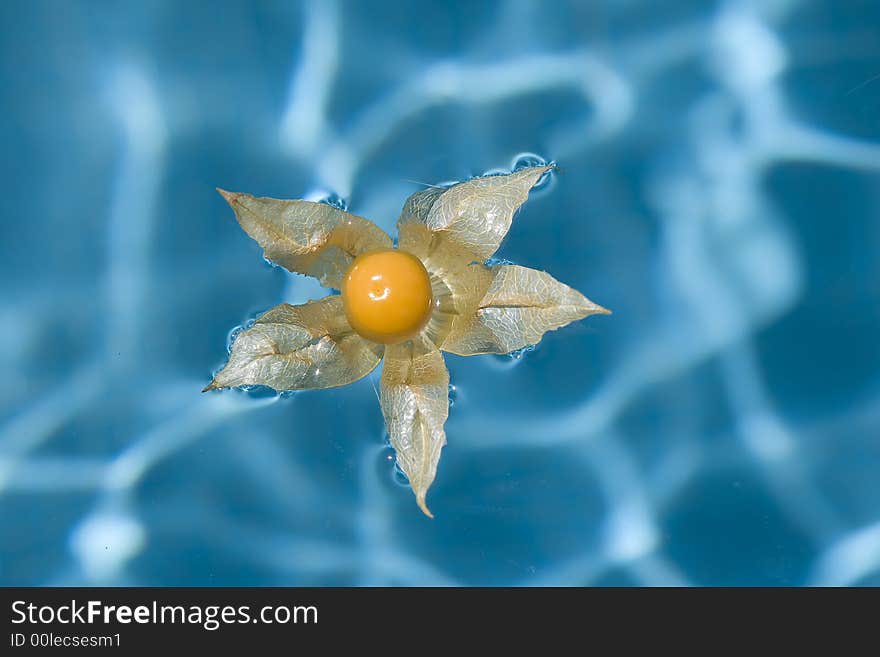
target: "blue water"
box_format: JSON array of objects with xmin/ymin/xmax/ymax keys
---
[{"xmin": 1, "ymin": 0, "xmax": 879, "ymax": 586}]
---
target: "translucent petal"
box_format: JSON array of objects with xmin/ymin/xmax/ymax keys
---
[
  {"xmin": 219, "ymin": 189, "xmax": 392, "ymax": 289},
  {"xmin": 438, "ymin": 264, "xmax": 610, "ymax": 356},
  {"xmin": 397, "ymin": 165, "xmax": 553, "ymax": 269},
  {"xmin": 205, "ymin": 296, "xmax": 384, "ymax": 391},
  {"xmin": 380, "ymin": 336, "xmax": 450, "ymax": 517}
]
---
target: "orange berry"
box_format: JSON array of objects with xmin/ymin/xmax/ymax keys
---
[{"xmin": 341, "ymin": 249, "xmax": 434, "ymax": 344}]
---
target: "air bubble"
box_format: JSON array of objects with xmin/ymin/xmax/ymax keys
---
[{"xmin": 448, "ymin": 383, "xmax": 458, "ymax": 408}]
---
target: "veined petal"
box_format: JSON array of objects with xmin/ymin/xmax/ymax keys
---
[
  {"xmin": 219, "ymin": 190, "xmax": 392, "ymax": 289},
  {"xmin": 397, "ymin": 165, "xmax": 553, "ymax": 269},
  {"xmin": 205, "ymin": 296, "xmax": 383, "ymax": 391},
  {"xmin": 438, "ymin": 264, "xmax": 610, "ymax": 356},
  {"xmin": 380, "ymin": 336, "xmax": 449, "ymax": 517}
]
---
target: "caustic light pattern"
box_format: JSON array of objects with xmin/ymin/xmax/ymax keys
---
[
  {"xmin": 205, "ymin": 166, "xmax": 610, "ymax": 516},
  {"xmin": 3, "ymin": 0, "xmax": 880, "ymax": 587}
]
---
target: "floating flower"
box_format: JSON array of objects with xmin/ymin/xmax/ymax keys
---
[{"xmin": 204, "ymin": 165, "xmax": 609, "ymax": 516}]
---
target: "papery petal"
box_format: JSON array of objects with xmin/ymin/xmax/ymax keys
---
[
  {"xmin": 204, "ymin": 296, "xmax": 383, "ymax": 391},
  {"xmin": 219, "ymin": 190, "xmax": 392, "ymax": 289},
  {"xmin": 380, "ymin": 336, "xmax": 450, "ymax": 517},
  {"xmin": 397, "ymin": 165, "xmax": 553, "ymax": 269},
  {"xmin": 438, "ymin": 264, "xmax": 610, "ymax": 356}
]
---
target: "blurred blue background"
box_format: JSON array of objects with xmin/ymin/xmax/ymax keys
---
[{"xmin": 1, "ymin": 0, "xmax": 879, "ymax": 586}]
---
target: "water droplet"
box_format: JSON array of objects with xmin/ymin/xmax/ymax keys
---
[
  {"xmin": 448, "ymin": 383, "xmax": 458, "ymax": 408},
  {"xmin": 485, "ymin": 256, "xmax": 515, "ymax": 267},
  {"xmin": 508, "ymin": 344, "xmax": 536, "ymax": 360},
  {"xmin": 319, "ymin": 193, "xmax": 348, "ymax": 211},
  {"xmin": 490, "ymin": 344, "xmax": 536, "ymax": 369},
  {"xmin": 392, "ymin": 462, "xmax": 410, "ymax": 487},
  {"xmin": 225, "ymin": 314, "xmax": 262, "ymax": 352},
  {"xmin": 512, "ymin": 152, "xmax": 554, "ymax": 190},
  {"xmin": 225, "ymin": 326, "xmax": 243, "ymax": 352},
  {"xmin": 236, "ymin": 385, "xmax": 280, "ymax": 400},
  {"xmin": 512, "ymin": 152, "xmax": 547, "ymax": 170}
]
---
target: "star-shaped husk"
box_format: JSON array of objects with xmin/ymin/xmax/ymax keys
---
[{"xmin": 206, "ymin": 166, "xmax": 609, "ymax": 516}]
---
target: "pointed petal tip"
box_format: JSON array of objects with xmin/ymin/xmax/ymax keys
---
[
  {"xmin": 573, "ymin": 290, "xmax": 611, "ymax": 317},
  {"xmin": 572, "ymin": 293, "xmax": 612, "ymax": 318},
  {"xmin": 202, "ymin": 381, "xmax": 218, "ymax": 392},
  {"xmin": 521, "ymin": 162, "xmax": 553, "ymax": 172},
  {"xmin": 416, "ymin": 494, "xmax": 435, "ymax": 519},
  {"xmin": 524, "ymin": 163, "xmax": 555, "ymax": 182},
  {"xmin": 216, "ymin": 188, "xmax": 239, "ymax": 204}
]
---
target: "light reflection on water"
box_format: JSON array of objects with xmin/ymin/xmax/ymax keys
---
[{"xmin": 1, "ymin": 0, "xmax": 879, "ymax": 586}]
